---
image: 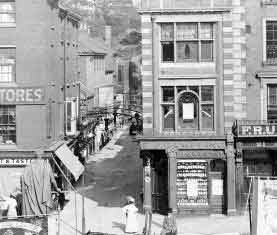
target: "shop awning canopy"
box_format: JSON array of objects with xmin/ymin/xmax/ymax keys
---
[
  {"xmin": 177, "ymin": 150, "xmax": 226, "ymax": 159},
  {"xmin": 54, "ymin": 144, "xmax": 84, "ymax": 181}
]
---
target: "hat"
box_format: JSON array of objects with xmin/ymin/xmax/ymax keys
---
[{"xmin": 126, "ymin": 196, "xmax": 135, "ymax": 203}]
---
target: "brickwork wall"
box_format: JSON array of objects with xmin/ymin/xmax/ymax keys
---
[
  {"xmin": 141, "ymin": 14, "xmax": 153, "ymax": 135},
  {"xmin": 223, "ymin": 0, "xmax": 247, "ymax": 131}
]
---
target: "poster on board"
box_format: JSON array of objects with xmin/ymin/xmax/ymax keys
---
[{"xmin": 252, "ymin": 178, "xmax": 277, "ymax": 235}]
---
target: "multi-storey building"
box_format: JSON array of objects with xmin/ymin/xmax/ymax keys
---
[
  {"xmin": 0, "ymin": 0, "xmax": 83, "ymax": 198},
  {"xmin": 232, "ymin": 0, "xmax": 277, "ymax": 213},
  {"xmin": 138, "ymin": 0, "xmax": 246, "ymax": 215}
]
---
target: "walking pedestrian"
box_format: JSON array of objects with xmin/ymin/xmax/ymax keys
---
[{"xmin": 123, "ymin": 196, "xmax": 139, "ymax": 234}]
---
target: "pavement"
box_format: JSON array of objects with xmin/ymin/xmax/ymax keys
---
[{"xmin": 48, "ymin": 127, "xmax": 251, "ymax": 235}]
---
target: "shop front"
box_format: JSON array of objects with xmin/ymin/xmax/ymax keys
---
[
  {"xmin": 233, "ymin": 120, "xmax": 277, "ymax": 212},
  {"xmin": 139, "ymin": 136, "xmax": 235, "ymax": 215}
]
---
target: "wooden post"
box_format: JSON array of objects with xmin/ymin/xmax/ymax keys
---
[{"xmin": 226, "ymin": 132, "xmax": 236, "ymax": 215}]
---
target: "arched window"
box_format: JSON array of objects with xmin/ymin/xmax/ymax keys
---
[{"xmin": 177, "ymin": 91, "xmax": 199, "ymax": 130}]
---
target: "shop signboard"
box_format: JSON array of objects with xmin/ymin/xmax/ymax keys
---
[
  {"xmin": 0, "ymin": 216, "xmax": 48, "ymax": 235},
  {"xmin": 0, "ymin": 87, "xmax": 45, "ymax": 105},
  {"xmin": 252, "ymin": 178, "xmax": 277, "ymax": 235},
  {"xmin": 237, "ymin": 124, "xmax": 277, "ymax": 137}
]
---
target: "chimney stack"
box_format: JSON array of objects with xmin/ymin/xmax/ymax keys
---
[{"xmin": 105, "ymin": 25, "xmax": 112, "ymax": 49}]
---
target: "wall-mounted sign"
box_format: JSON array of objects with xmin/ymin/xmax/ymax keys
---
[
  {"xmin": 212, "ymin": 179, "xmax": 223, "ymax": 196},
  {"xmin": 0, "ymin": 158, "xmax": 32, "ymax": 166},
  {"xmin": 238, "ymin": 124, "xmax": 277, "ymax": 137},
  {"xmin": 182, "ymin": 103, "xmax": 194, "ymax": 120},
  {"xmin": 0, "ymin": 87, "xmax": 45, "ymax": 104}
]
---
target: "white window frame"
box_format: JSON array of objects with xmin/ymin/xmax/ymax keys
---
[
  {"xmin": 159, "ymin": 22, "xmax": 215, "ymax": 64},
  {"xmin": 65, "ymin": 97, "xmax": 78, "ymax": 136},
  {"xmin": 262, "ymin": 17, "xmax": 277, "ymax": 64},
  {"xmin": 159, "ymin": 79, "xmax": 216, "ymax": 133},
  {"xmin": 261, "ymin": 77, "xmax": 277, "ymax": 121},
  {"xmin": 0, "ymin": 1, "xmax": 16, "ymax": 27}
]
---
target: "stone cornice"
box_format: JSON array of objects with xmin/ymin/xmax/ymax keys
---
[
  {"xmin": 138, "ymin": 8, "xmax": 231, "ymax": 15},
  {"xmin": 256, "ymin": 70, "xmax": 277, "ymax": 78}
]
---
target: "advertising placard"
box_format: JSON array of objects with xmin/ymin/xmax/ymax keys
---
[{"xmin": 252, "ymin": 178, "xmax": 277, "ymax": 235}]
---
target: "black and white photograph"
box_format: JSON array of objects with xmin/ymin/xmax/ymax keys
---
[{"xmin": 0, "ymin": 0, "xmax": 276, "ymax": 234}]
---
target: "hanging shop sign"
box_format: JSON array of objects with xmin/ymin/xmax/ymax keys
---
[
  {"xmin": 237, "ymin": 124, "xmax": 277, "ymax": 137},
  {"xmin": 252, "ymin": 178, "xmax": 277, "ymax": 235},
  {"xmin": 0, "ymin": 217, "xmax": 48, "ymax": 235},
  {"xmin": 0, "ymin": 87, "xmax": 45, "ymax": 105}
]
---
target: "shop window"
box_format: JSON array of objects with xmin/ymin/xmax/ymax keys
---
[
  {"xmin": 0, "ymin": 1, "xmax": 15, "ymax": 25},
  {"xmin": 161, "ymin": 22, "xmax": 214, "ymax": 63},
  {"xmin": 0, "ymin": 105, "xmax": 16, "ymax": 144},
  {"xmin": 265, "ymin": 21, "xmax": 277, "ymax": 64},
  {"xmin": 0, "ymin": 48, "xmax": 15, "ymax": 83},
  {"xmin": 267, "ymin": 84, "xmax": 277, "ymax": 122},
  {"xmin": 161, "ymin": 86, "xmax": 214, "ymax": 131}
]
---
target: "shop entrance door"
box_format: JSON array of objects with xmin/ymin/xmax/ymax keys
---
[
  {"xmin": 152, "ymin": 156, "xmax": 168, "ymax": 214},
  {"xmin": 209, "ymin": 159, "xmax": 226, "ymax": 214}
]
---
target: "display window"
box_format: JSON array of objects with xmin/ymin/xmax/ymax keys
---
[{"xmin": 176, "ymin": 159, "xmax": 208, "ymax": 207}]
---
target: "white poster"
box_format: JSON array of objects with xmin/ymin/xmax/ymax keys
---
[
  {"xmin": 182, "ymin": 103, "xmax": 194, "ymax": 120},
  {"xmin": 187, "ymin": 179, "xmax": 198, "ymax": 197},
  {"xmin": 253, "ymin": 178, "xmax": 277, "ymax": 235},
  {"xmin": 212, "ymin": 179, "xmax": 223, "ymax": 196}
]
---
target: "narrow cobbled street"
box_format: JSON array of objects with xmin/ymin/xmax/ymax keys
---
[{"xmin": 83, "ymin": 127, "xmax": 143, "ymax": 208}]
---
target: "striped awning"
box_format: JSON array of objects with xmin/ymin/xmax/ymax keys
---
[{"xmin": 177, "ymin": 150, "xmax": 226, "ymax": 159}]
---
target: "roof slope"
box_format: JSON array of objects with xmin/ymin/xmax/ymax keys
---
[{"xmin": 79, "ymin": 31, "xmax": 108, "ymax": 55}]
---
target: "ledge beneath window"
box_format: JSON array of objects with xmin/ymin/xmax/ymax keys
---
[
  {"xmin": 256, "ymin": 70, "xmax": 277, "ymax": 78},
  {"xmin": 0, "ymin": 23, "xmax": 16, "ymax": 28},
  {"xmin": 263, "ymin": 60, "xmax": 277, "ymax": 66}
]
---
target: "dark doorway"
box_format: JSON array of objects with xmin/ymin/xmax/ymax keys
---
[{"xmin": 152, "ymin": 151, "xmax": 169, "ymax": 215}]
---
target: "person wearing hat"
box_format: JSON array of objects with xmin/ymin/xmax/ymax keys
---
[{"xmin": 123, "ymin": 196, "xmax": 139, "ymax": 233}]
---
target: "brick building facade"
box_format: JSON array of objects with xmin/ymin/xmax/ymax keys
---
[
  {"xmin": 138, "ymin": 0, "xmax": 251, "ymax": 216},
  {"xmin": 0, "ymin": 0, "xmax": 83, "ymax": 197}
]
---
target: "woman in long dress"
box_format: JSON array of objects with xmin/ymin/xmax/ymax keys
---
[{"xmin": 123, "ymin": 196, "xmax": 139, "ymax": 233}]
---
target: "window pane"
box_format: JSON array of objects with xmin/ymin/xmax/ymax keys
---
[
  {"xmin": 162, "ymin": 87, "xmax": 174, "ymax": 103},
  {"xmin": 200, "ymin": 23, "xmax": 213, "ymax": 39},
  {"xmin": 161, "ymin": 24, "xmax": 174, "ymax": 41},
  {"xmin": 162, "ymin": 41, "xmax": 174, "ymax": 62},
  {"xmin": 0, "ymin": 105, "xmax": 16, "ymax": 144},
  {"xmin": 177, "ymin": 41, "xmax": 198, "ymax": 62},
  {"xmin": 201, "ymin": 86, "xmax": 214, "ymax": 102},
  {"xmin": 201, "ymin": 105, "xmax": 214, "ymax": 129},
  {"xmin": 268, "ymin": 84, "xmax": 277, "ymax": 105},
  {"xmin": 266, "ymin": 21, "xmax": 277, "ymax": 60},
  {"xmin": 201, "ymin": 41, "xmax": 213, "ymax": 61},
  {"xmin": 176, "ymin": 23, "xmax": 197, "ymax": 40},
  {"xmin": 162, "ymin": 105, "xmax": 175, "ymax": 130}
]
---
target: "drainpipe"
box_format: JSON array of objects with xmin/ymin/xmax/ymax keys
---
[{"xmin": 63, "ymin": 12, "xmax": 67, "ymax": 138}]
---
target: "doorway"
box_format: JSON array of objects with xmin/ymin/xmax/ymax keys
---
[{"xmin": 152, "ymin": 151, "xmax": 169, "ymax": 214}]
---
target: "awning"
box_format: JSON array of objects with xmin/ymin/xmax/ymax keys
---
[
  {"xmin": 54, "ymin": 144, "xmax": 84, "ymax": 181},
  {"xmin": 177, "ymin": 150, "xmax": 226, "ymax": 159}
]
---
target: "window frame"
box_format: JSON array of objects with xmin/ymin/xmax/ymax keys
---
[
  {"xmin": 160, "ymin": 22, "xmax": 215, "ymax": 63},
  {"xmin": 0, "ymin": 1, "xmax": 16, "ymax": 27},
  {"xmin": 263, "ymin": 18, "xmax": 277, "ymax": 64},
  {"xmin": 65, "ymin": 98, "xmax": 78, "ymax": 136},
  {"xmin": 160, "ymin": 85, "xmax": 215, "ymax": 132},
  {"xmin": 0, "ymin": 105, "xmax": 16, "ymax": 145},
  {"xmin": 0, "ymin": 46, "xmax": 16, "ymax": 83}
]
